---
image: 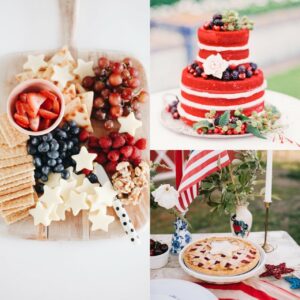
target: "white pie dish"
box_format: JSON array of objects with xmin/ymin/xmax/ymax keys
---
[
  {"xmin": 178, "ymin": 240, "xmax": 266, "ymax": 284},
  {"xmin": 151, "ymin": 246, "xmax": 170, "ymax": 270}
]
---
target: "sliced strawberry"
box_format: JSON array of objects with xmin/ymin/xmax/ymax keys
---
[
  {"xmin": 14, "ymin": 113, "xmax": 29, "ymax": 127},
  {"xmin": 27, "ymin": 93, "xmax": 47, "ymax": 118},
  {"xmin": 15, "ymin": 100, "xmax": 27, "ymax": 115},
  {"xmin": 29, "ymin": 115, "xmax": 40, "ymax": 131},
  {"xmin": 39, "ymin": 118, "xmax": 51, "ymax": 130},
  {"xmin": 52, "ymin": 98, "xmax": 60, "ymax": 114},
  {"xmin": 19, "ymin": 93, "xmax": 27, "ymax": 103},
  {"xmin": 39, "ymin": 109, "xmax": 58, "ymax": 120},
  {"xmin": 41, "ymin": 98, "xmax": 53, "ymax": 111},
  {"xmin": 40, "ymin": 90, "xmax": 57, "ymax": 102}
]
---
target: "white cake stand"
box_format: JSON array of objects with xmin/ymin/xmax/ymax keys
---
[{"xmin": 151, "ymin": 89, "xmax": 300, "ymax": 150}]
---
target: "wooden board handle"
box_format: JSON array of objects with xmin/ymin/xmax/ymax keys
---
[{"xmin": 59, "ymin": 0, "xmax": 80, "ymax": 48}]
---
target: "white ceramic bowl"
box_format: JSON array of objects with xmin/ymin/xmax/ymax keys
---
[
  {"xmin": 7, "ymin": 79, "xmax": 65, "ymax": 136},
  {"xmin": 178, "ymin": 240, "xmax": 266, "ymax": 284},
  {"xmin": 150, "ymin": 247, "xmax": 170, "ymax": 270}
]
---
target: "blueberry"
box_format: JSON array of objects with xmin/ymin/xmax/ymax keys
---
[
  {"xmin": 56, "ymin": 129, "xmax": 67, "ymax": 140},
  {"xmin": 231, "ymin": 70, "xmax": 239, "ymax": 80},
  {"xmin": 41, "ymin": 175, "xmax": 48, "ymax": 182},
  {"xmin": 87, "ymin": 173, "xmax": 98, "ymax": 184},
  {"xmin": 214, "ymin": 116, "xmax": 220, "ymax": 126},
  {"xmin": 250, "ymin": 62, "xmax": 257, "ymax": 71},
  {"xmin": 34, "ymin": 170, "xmax": 42, "ymax": 179},
  {"xmin": 56, "ymin": 158, "xmax": 63, "ymax": 164},
  {"xmin": 59, "ymin": 141, "xmax": 67, "ymax": 152},
  {"xmin": 30, "ymin": 137, "xmax": 40, "ymax": 146},
  {"xmin": 38, "ymin": 142, "xmax": 50, "ymax": 153},
  {"xmin": 33, "ymin": 157, "xmax": 42, "ymax": 168},
  {"xmin": 66, "ymin": 140, "xmax": 74, "ymax": 150},
  {"xmin": 50, "ymin": 139, "xmax": 59, "ymax": 151},
  {"xmin": 42, "ymin": 166, "xmax": 50, "ymax": 175},
  {"xmin": 213, "ymin": 19, "xmax": 223, "ymax": 26},
  {"xmin": 27, "ymin": 144, "xmax": 37, "ymax": 155},
  {"xmin": 237, "ymin": 65, "xmax": 246, "ymax": 73},
  {"xmin": 42, "ymin": 133, "xmax": 53, "ymax": 142},
  {"xmin": 60, "ymin": 152, "xmax": 67, "ymax": 159},
  {"xmin": 69, "ymin": 120, "xmax": 77, "ymax": 128},
  {"xmin": 222, "ymin": 71, "xmax": 231, "ymax": 81},
  {"xmin": 62, "ymin": 123, "xmax": 70, "ymax": 132},
  {"xmin": 71, "ymin": 137, "xmax": 79, "ymax": 145},
  {"xmin": 35, "ymin": 183, "xmax": 44, "ymax": 194},
  {"xmin": 61, "ymin": 169, "xmax": 70, "ymax": 180},
  {"xmin": 54, "ymin": 164, "xmax": 64, "ymax": 173},
  {"xmin": 71, "ymin": 145, "xmax": 80, "ymax": 154},
  {"xmin": 246, "ymin": 70, "xmax": 253, "ymax": 78},
  {"xmin": 47, "ymin": 150, "xmax": 59, "ymax": 159},
  {"xmin": 213, "ymin": 13, "xmax": 222, "ymax": 20},
  {"xmin": 70, "ymin": 126, "xmax": 80, "ymax": 135},
  {"xmin": 47, "ymin": 159, "xmax": 57, "ymax": 167}
]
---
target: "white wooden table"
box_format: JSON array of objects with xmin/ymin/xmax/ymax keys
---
[{"xmin": 151, "ymin": 231, "xmax": 300, "ymax": 296}]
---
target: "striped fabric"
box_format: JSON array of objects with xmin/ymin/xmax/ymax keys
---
[{"xmin": 176, "ymin": 150, "xmax": 231, "ymax": 213}]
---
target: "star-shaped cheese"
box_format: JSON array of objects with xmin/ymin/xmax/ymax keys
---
[
  {"xmin": 39, "ymin": 186, "xmax": 63, "ymax": 208},
  {"xmin": 49, "ymin": 46, "xmax": 75, "ymax": 65},
  {"xmin": 88, "ymin": 182, "xmax": 118, "ymax": 212},
  {"xmin": 54, "ymin": 203, "xmax": 68, "ymax": 221},
  {"xmin": 72, "ymin": 146, "xmax": 97, "ymax": 172},
  {"xmin": 29, "ymin": 202, "xmax": 52, "ymax": 226},
  {"xmin": 23, "ymin": 54, "xmax": 47, "ymax": 73},
  {"xmin": 45, "ymin": 173, "xmax": 61, "ymax": 188},
  {"xmin": 118, "ymin": 112, "xmax": 142, "ymax": 137},
  {"xmin": 68, "ymin": 190, "xmax": 89, "ymax": 216},
  {"xmin": 89, "ymin": 210, "xmax": 115, "ymax": 232},
  {"xmin": 76, "ymin": 178, "xmax": 98, "ymax": 195},
  {"xmin": 51, "ymin": 65, "xmax": 74, "ymax": 89},
  {"xmin": 73, "ymin": 59, "xmax": 94, "ymax": 79},
  {"xmin": 59, "ymin": 178, "xmax": 77, "ymax": 200},
  {"xmin": 210, "ymin": 241, "xmax": 240, "ymax": 257},
  {"xmin": 49, "ymin": 206, "xmax": 60, "ymax": 221}
]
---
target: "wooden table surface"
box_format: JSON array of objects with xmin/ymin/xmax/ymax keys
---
[{"xmin": 151, "ymin": 231, "xmax": 300, "ymax": 296}]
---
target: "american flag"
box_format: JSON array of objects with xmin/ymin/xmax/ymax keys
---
[{"xmin": 176, "ymin": 150, "xmax": 231, "ymax": 212}]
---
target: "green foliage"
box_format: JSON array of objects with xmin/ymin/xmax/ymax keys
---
[
  {"xmin": 222, "ymin": 10, "xmax": 254, "ymax": 31},
  {"xmin": 199, "ymin": 151, "xmax": 264, "ymax": 215}
]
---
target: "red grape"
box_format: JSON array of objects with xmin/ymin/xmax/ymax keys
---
[
  {"xmin": 98, "ymin": 57, "xmax": 109, "ymax": 69},
  {"xmin": 104, "ymin": 120, "xmax": 114, "ymax": 130},
  {"xmin": 109, "ymin": 73, "xmax": 123, "ymax": 86},
  {"xmin": 129, "ymin": 78, "xmax": 140, "ymax": 88},
  {"xmin": 129, "ymin": 67, "xmax": 139, "ymax": 78},
  {"xmin": 93, "ymin": 97, "xmax": 105, "ymax": 108},
  {"xmin": 82, "ymin": 76, "xmax": 95, "ymax": 89},
  {"xmin": 121, "ymin": 88, "xmax": 133, "ymax": 101},
  {"xmin": 94, "ymin": 81, "xmax": 105, "ymax": 93},
  {"xmin": 109, "ymin": 93, "xmax": 121, "ymax": 106},
  {"xmin": 112, "ymin": 62, "xmax": 124, "ymax": 74},
  {"xmin": 110, "ymin": 106, "xmax": 123, "ymax": 118},
  {"xmin": 137, "ymin": 91, "xmax": 149, "ymax": 103},
  {"xmin": 123, "ymin": 58, "xmax": 133, "ymax": 67}
]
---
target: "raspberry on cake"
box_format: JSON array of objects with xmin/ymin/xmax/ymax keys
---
[{"xmin": 177, "ymin": 11, "xmax": 267, "ymax": 129}]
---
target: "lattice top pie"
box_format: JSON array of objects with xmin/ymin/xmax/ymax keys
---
[{"xmin": 182, "ymin": 237, "xmax": 260, "ymax": 276}]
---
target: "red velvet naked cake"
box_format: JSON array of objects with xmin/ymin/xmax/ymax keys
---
[{"xmin": 177, "ymin": 11, "xmax": 268, "ymax": 131}]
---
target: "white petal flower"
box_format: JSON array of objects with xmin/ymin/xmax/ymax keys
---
[
  {"xmin": 203, "ymin": 54, "xmax": 229, "ymax": 79},
  {"xmin": 152, "ymin": 184, "xmax": 178, "ymax": 210}
]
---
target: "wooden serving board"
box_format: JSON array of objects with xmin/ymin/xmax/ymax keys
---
[{"xmin": 0, "ymin": 0, "xmax": 149, "ymax": 241}]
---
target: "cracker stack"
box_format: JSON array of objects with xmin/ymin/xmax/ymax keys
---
[{"xmin": 0, "ymin": 113, "xmax": 36, "ymax": 224}]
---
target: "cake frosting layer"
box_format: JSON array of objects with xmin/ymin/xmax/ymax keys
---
[
  {"xmin": 198, "ymin": 28, "xmax": 249, "ymax": 47},
  {"xmin": 198, "ymin": 49, "xmax": 249, "ymax": 61}
]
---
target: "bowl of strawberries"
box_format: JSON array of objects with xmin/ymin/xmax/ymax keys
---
[{"xmin": 7, "ymin": 79, "xmax": 65, "ymax": 135}]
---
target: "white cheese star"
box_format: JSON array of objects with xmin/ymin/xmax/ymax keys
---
[
  {"xmin": 45, "ymin": 173, "xmax": 61, "ymax": 188},
  {"xmin": 54, "ymin": 203, "xmax": 68, "ymax": 221},
  {"xmin": 76, "ymin": 178, "xmax": 98, "ymax": 196},
  {"xmin": 73, "ymin": 59, "xmax": 95, "ymax": 79},
  {"xmin": 23, "ymin": 54, "xmax": 47, "ymax": 73},
  {"xmin": 68, "ymin": 190, "xmax": 89, "ymax": 216},
  {"xmin": 210, "ymin": 241, "xmax": 240, "ymax": 257},
  {"xmin": 51, "ymin": 65, "xmax": 74, "ymax": 88},
  {"xmin": 59, "ymin": 178, "xmax": 77, "ymax": 200},
  {"xmin": 88, "ymin": 182, "xmax": 118, "ymax": 212},
  {"xmin": 89, "ymin": 210, "xmax": 115, "ymax": 232},
  {"xmin": 49, "ymin": 46, "xmax": 75, "ymax": 65},
  {"xmin": 39, "ymin": 186, "xmax": 63, "ymax": 208},
  {"xmin": 118, "ymin": 112, "xmax": 142, "ymax": 137},
  {"xmin": 29, "ymin": 202, "xmax": 52, "ymax": 226},
  {"xmin": 72, "ymin": 146, "xmax": 97, "ymax": 172}
]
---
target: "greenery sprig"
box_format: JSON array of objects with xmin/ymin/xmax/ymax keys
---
[{"xmin": 222, "ymin": 10, "xmax": 254, "ymax": 31}]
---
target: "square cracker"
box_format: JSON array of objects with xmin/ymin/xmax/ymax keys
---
[
  {"xmin": 0, "ymin": 182, "xmax": 33, "ymax": 197},
  {"xmin": 0, "ymin": 193, "xmax": 35, "ymax": 210},
  {"xmin": 0, "ymin": 173, "xmax": 34, "ymax": 189},
  {"xmin": 0, "ymin": 162, "xmax": 34, "ymax": 181},
  {"xmin": 0, "ymin": 114, "xmax": 29, "ymax": 148},
  {"xmin": 4, "ymin": 208, "xmax": 31, "ymax": 224},
  {"xmin": 0, "ymin": 155, "xmax": 32, "ymax": 169},
  {"xmin": 0, "ymin": 186, "xmax": 34, "ymax": 203},
  {"xmin": 0, "ymin": 144, "xmax": 27, "ymax": 159}
]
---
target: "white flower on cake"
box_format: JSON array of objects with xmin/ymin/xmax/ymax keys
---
[
  {"xmin": 203, "ymin": 53, "xmax": 229, "ymax": 79},
  {"xmin": 152, "ymin": 184, "xmax": 178, "ymax": 210},
  {"xmin": 210, "ymin": 240, "xmax": 240, "ymax": 257}
]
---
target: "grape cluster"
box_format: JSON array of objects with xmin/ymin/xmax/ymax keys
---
[
  {"xmin": 81, "ymin": 57, "xmax": 149, "ymax": 130},
  {"xmin": 28, "ymin": 121, "xmax": 81, "ymax": 184},
  {"xmin": 166, "ymin": 99, "xmax": 180, "ymax": 120}
]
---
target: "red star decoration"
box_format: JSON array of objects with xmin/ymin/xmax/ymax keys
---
[{"xmin": 259, "ymin": 263, "xmax": 294, "ymax": 279}]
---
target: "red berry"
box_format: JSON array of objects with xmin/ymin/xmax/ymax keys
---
[
  {"xmin": 98, "ymin": 136, "xmax": 113, "ymax": 149},
  {"xmin": 110, "ymin": 132, "xmax": 120, "ymax": 139},
  {"xmin": 82, "ymin": 168, "xmax": 92, "ymax": 176},
  {"xmin": 229, "ymin": 64, "xmax": 237, "ymax": 70},
  {"xmin": 107, "ymin": 150, "xmax": 120, "ymax": 162},
  {"xmin": 213, "ymin": 25, "xmax": 220, "ymax": 31},
  {"xmin": 239, "ymin": 73, "xmax": 246, "ymax": 80},
  {"xmin": 112, "ymin": 135, "xmax": 126, "ymax": 149},
  {"xmin": 19, "ymin": 93, "xmax": 27, "ymax": 102},
  {"xmin": 203, "ymin": 22, "xmax": 210, "ymax": 29},
  {"xmin": 95, "ymin": 152, "xmax": 107, "ymax": 164},
  {"xmin": 214, "ymin": 128, "xmax": 220, "ymax": 134},
  {"xmin": 197, "ymin": 128, "xmax": 202, "ymax": 134},
  {"xmin": 130, "ymin": 146, "xmax": 142, "ymax": 160},
  {"xmin": 208, "ymin": 129, "xmax": 213, "ymax": 134},
  {"xmin": 201, "ymin": 73, "xmax": 207, "ymax": 79},
  {"xmin": 135, "ymin": 138, "xmax": 147, "ymax": 150},
  {"xmin": 88, "ymin": 136, "xmax": 99, "ymax": 149},
  {"xmin": 131, "ymin": 158, "xmax": 142, "ymax": 166},
  {"xmin": 120, "ymin": 145, "xmax": 133, "ymax": 158},
  {"xmin": 254, "ymin": 70, "xmax": 259, "ymax": 75},
  {"xmin": 79, "ymin": 129, "xmax": 90, "ymax": 142},
  {"xmin": 105, "ymin": 161, "xmax": 118, "ymax": 174},
  {"xmin": 123, "ymin": 133, "xmax": 135, "ymax": 145}
]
